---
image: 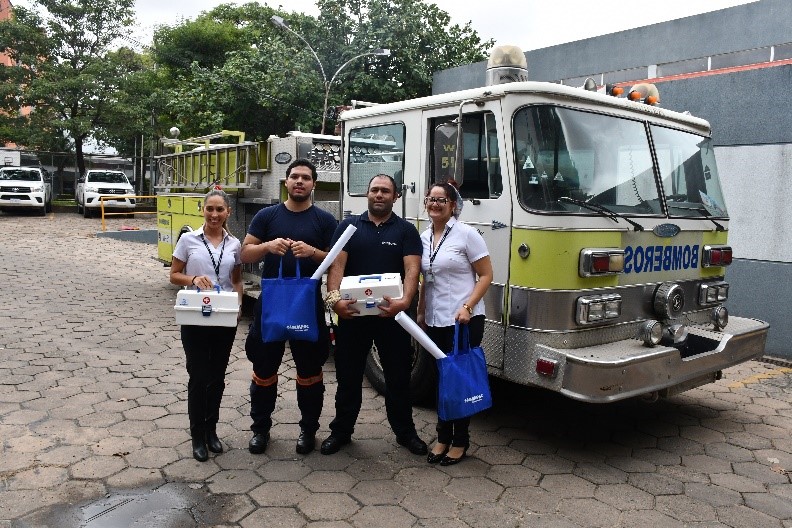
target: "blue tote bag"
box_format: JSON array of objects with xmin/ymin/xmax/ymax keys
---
[
  {"xmin": 260, "ymin": 257, "xmax": 320, "ymax": 343},
  {"xmin": 436, "ymin": 322, "xmax": 493, "ymax": 421}
]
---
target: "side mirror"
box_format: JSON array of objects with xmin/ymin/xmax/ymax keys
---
[{"xmin": 77, "ymin": 177, "xmax": 84, "ymax": 183}]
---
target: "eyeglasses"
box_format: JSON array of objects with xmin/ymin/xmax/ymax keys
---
[{"xmin": 424, "ymin": 197, "xmax": 449, "ymax": 205}]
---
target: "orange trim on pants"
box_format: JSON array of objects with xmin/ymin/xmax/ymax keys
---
[
  {"xmin": 296, "ymin": 373, "xmax": 323, "ymax": 386},
  {"xmin": 252, "ymin": 372, "xmax": 278, "ymax": 387}
]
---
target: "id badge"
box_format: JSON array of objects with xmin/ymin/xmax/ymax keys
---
[{"xmin": 425, "ymin": 270, "xmax": 434, "ymax": 283}]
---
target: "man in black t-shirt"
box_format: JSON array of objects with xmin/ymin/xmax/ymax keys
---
[
  {"xmin": 241, "ymin": 159, "xmax": 337, "ymax": 455},
  {"xmin": 321, "ymin": 174, "xmax": 428, "ymax": 457}
]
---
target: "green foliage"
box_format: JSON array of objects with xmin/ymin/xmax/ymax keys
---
[
  {"xmin": 0, "ymin": 0, "xmax": 138, "ymax": 173},
  {"xmin": 152, "ymin": 17, "xmax": 247, "ymax": 72},
  {"xmin": 0, "ymin": 0, "xmax": 494, "ymax": 158},
  {"xmin": 151, "ymin": 0, "xmax": 493, "ymax": 137}
]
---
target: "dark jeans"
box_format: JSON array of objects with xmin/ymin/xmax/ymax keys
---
[
  {"xmin": 180, "ymin": 324, "xmax": 236, "ymax": 438},
  {"xmin": 245, "ymin": 322, "xmax": 329, "ymax": 435},
  {"xmin": 330, "ymin": 316, "xmax": 417, "ymax": 440},
  {"xmin": 426, "ymin": 315, "xmax": 485, "ymax": 448}
]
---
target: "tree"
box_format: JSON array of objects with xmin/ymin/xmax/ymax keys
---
[
  {"xmin": 0, "ymin": 0, "xmax": 138, "ymax": 175},
  {"xmin": 149, "ymin": 0, "xmax": 493, "ymax": 137},
  {"xmin": 309, "ymin": 0, "xmax": 494, "ymax": 116}
]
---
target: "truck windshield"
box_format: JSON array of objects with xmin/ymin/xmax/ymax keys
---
[
  {"xmin": 513, "ymin": 106, "xmax": 728, "ymax": 219},
  {"xmin": 88, "ymin": 172, "xmax": 129, "ymax": 184},
  {"xmin": 651, "ymin": 125, "xmax": 728, "ymax": 219},
  {"xmin": 514, "ymin": 105, "xmax": 661, "ymax": 215},
  {"xmin": 0, "ymin": 168, "xmax": 42, "ymax": 182}
]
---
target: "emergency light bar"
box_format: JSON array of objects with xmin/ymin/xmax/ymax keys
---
[
  {"xmin": 602, "ymin": 83, "xmax": 659, "ymax": 105},
  {"xmin": 627, "ymin": 83, "xmax": 660, "ymax": 105}
]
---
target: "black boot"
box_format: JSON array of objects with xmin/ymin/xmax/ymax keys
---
[
  {"xmin": 206, "ymin": 430, "xmax": 223, "ymax": 454},
  {"xmin": 192, "ymin": 436, "xmax": 208, "ymax": 462}
]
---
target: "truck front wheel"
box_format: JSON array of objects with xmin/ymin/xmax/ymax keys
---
[{"xmin": 364, "ymin": 341, "xmax": 437, "ymax": 405}]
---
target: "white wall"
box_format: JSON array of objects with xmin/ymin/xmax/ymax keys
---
[{"xmin": 716, "ymin": 144, "xmax": 792, "ymax": 264}]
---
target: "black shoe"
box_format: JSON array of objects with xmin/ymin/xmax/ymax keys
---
[
  {"xmin": 440, "ymin": 447, "xmax": 468, "ymax": 466},
  {"xmin": 191, "ymin": 437, "xmax": 208, "ymax": 462},
  {"xmin": 206, "ymin": 431, "xmax": 223, "ymax": 454},
  {"xmin": 296, "ymin": 430, "xmax": 316, "ymax": 454},
  {"xmin": 248, "ymin": 432, "xmax": 270, "ymax": 454},
  {"xmin": 427, "ymin": 445, "xmax": 448, "ymax": 464},
  {"xmin": 320, "ymin": 434, "xmax": 351, "ymax": 455},
  {"xmin": 397, "ymin": 435, "xmax": 428, "ymax": 456}
]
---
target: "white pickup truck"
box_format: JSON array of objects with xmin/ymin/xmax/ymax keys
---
[
  {"xmin": 0, "ymin": 166, "xmax": 53, "ymax": 216},
  {"xmin": 76, "ymin": 169, "xmax": 135, "ymax": 218}
]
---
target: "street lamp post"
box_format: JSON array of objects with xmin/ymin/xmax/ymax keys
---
[{"xmin": 270, "ymin": 15, "xmax": 390, "ymax": 135}]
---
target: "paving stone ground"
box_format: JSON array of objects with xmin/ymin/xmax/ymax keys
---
[{"xmin": 1, "ymin": 210, "xmax": 791, "ymax": 528}]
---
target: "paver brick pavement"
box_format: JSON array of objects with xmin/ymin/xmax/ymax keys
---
[{"xmin": 1, "ymin": 212, "xmax": 791, "ymax": 527}]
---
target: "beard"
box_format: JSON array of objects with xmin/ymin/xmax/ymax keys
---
[{"xmin": 289, "ymin": 191, "xmax": 311, "ymax": 202}]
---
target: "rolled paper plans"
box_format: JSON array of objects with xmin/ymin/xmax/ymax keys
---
[
  {"xmin": 311, "ymin": 224, "xmax": 357, "ymax": 280},
  {"xmin": 395, "ymin": 311, "xmax": 447, "ymax": 359}
]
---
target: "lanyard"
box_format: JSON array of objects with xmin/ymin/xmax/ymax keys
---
[
  {"xmin": 429, "ymin": 225, "xmax": 452, "ymax": 272},
  {"xmin": 200, "ymin": 233, "xmax": 226, "ymax": 285}
]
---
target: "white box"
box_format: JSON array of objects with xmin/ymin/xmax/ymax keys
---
[
  {"xmin": 340, "ymin": 273, "xmax": 403, "ymax": 316},
  {"xmin": 174, "ymin": 288, "xmax": 239, "ymax": 327}
]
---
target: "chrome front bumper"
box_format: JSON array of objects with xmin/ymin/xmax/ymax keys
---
[{"xmin": 519, "ymin": 316, "xmax": 769, "ymax": 403}]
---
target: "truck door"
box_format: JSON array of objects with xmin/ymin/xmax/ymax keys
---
[{"xmin": 421, "ymin": 101, "xmax": 511, "ymax": 368}]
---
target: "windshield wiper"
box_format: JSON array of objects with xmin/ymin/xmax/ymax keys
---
[
  {"xmin": 558, "ymin": 197, "xmax": 645, "ymax": 232},
  {"xmin": 666, "ymin": 203, "xmax": 726, "ymax": 231},
  {"xmin": 689, "ymin": 205, "xmax": 727, "ymax": 231}
]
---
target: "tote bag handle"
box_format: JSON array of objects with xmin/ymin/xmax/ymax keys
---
[
  {"xmin": 451, "ymin": 321, "xmax": 471, "ymax": 356},
  {"xmin": 276, "ymin": 254, "xmax": 302, "ymax": 279}
]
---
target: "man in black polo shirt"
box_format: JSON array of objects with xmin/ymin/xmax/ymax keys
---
[{"xmin": 321, "ymin": 174, "xmax": 427, "ymax": 456}]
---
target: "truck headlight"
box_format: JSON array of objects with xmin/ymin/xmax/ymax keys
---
[
  {"xmin": 85, "ymin": 185, "xmax": 98, "ymax": 193},
  {"xmin": 576, "ymin": 294, "xmax": 622, "ymax": 325},
  {"xmin": 698, "ymin": 281, "xmax": 729, "ymax": 306}
]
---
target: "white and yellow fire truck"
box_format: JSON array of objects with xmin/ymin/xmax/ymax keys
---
[
  {"xmin": 156, "ymin": 45, "xmax": 768, "ymax": 404},
  {"xmin": 337, "ymin": 46, "xmax": 769, "ymax": 403}
]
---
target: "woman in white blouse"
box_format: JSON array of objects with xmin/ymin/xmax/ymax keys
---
[
  {"xmin": 418, "ymin": 180, "xmax": 493, "ymax": 466},
  {"xmin": 170, "ymin": 189, "xmax": 243, "ymax": 462}
]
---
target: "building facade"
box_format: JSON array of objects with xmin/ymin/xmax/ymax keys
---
[{"xmin": 433, "ymin": 0, "xmax": 792, "ymax": 360}]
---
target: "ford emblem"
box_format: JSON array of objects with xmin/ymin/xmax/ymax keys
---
[
  {"xmin": 274, "ymin": 152, "xmax": 292, "ymax": 164},
  {"xmin": 653, "ymin": 223, "xmax": 681, "ymax": 237}
]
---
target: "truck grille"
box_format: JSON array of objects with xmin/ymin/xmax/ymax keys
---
[
  {"xmin": 98, "ymin": 188, "xmax": 130, "ymax": 195},
  {"xmin": 0, "ymin": 186, "xmax": 32, "ymax": 193}
]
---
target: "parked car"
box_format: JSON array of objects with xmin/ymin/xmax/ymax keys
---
[
  {"xmin": 76, "ymin": 170, "xmax": 135, "ymax": 218},
  {"xmin": 0, "ymin": 166, "xmax": 53, "ymax": 216}
]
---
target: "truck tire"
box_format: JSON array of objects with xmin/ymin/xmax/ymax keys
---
[
  {"xmin": 76, "ymin": 201, "xmax": 82, "ymax": 214},
  {"xmin": 364, "ymin": 340, "xmax": 438, "ymax": 405},
  {"xmin": 83, "ymin": 204, "xmax": 91, "ymax": 218}
]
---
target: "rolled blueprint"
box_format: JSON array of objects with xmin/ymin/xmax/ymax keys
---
[
  {"xmin": 395, "ymin": 311, "xmax": 447, "ymax": 359},
  {"xmin": 311, "ymin": 224, "xmax": 357, "ymax": 280}
]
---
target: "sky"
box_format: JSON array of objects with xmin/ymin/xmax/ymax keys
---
[
  {"xmin": 11, "ymin": 0, "xmax": 758, "ymax": 52},
  {"xmin": 131, "ymin": 0, "xmax": 757, "ymax": 52}
]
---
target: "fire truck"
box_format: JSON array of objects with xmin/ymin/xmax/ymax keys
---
[{"xmin": 157, "ymin": 45, "xmax": 768, "ymax": 404}]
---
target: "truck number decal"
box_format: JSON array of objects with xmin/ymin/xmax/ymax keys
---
[{"xmin": 623, "ymin": 244, "xmax": 699, "ymax": 273}]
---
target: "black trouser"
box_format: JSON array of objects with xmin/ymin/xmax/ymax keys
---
[
  {"xmin": 246, "ymin": 320, "xmax": 329, "ymax": 436},
  {"xmin": 180, "ymin": 324, "xmax": 236, "ymax": 439},
  {"xmin": 426, "ymin": 315, "xmax": 485, "ymax": 448},
  {"xmin": 329, "ymin": 316, "xmax": 417, "ymax": 440}
]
